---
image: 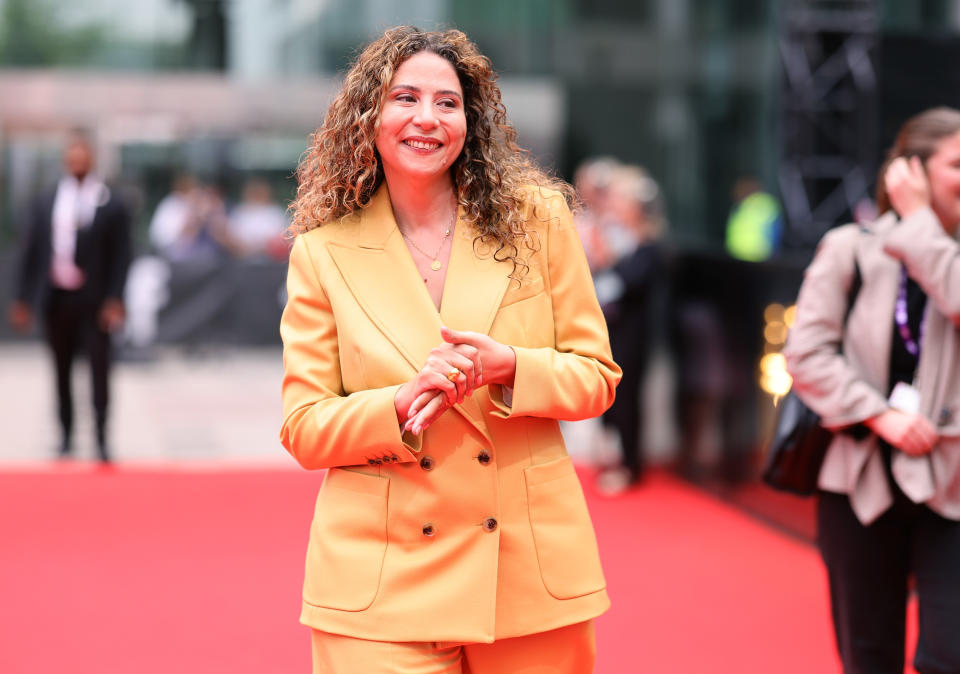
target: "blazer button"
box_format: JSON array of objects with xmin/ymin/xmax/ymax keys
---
[
  {"xmin": 482, "ymin": 517, "xmax": 498, "ymax": 532},
  {"xmin": 477, "ymin": 450, "xmax": 492, "ymax": 465},
  {"xmin": 419, "ymin": 455, "xmax": 435, "ymax": 471},
  {"xmin": 389, "ymin": 455, "xmax": 400, "ymax": 462},
  {"xmin": 422, "ymin": 523, "xmax": 437, "ymax": 537},
  {"xmin": 366, "ymin": 459, "xmax": 377, "ymax": 465},
  {"xmin": 374, "ymin": 458, "xmax": 383, "ymax": 465}
]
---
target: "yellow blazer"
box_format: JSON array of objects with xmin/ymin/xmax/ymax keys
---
[{"xmin": 279, "ymin": 184, "xmax": 621, "ymax": 643}]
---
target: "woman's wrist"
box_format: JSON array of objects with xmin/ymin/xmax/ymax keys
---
[
  {"xmin": 489, "ymin": 344, "xmax": 516, "ymax": 388},
  {"xmin": 864, "ymin": 409, "xmax": 894, "ymax": 432},
  {"xmin": 394, "ymin": 383, "xmax": 413, "ymax": 425}
]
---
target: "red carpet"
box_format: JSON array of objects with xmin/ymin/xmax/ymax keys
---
[{"xmin": 0, "ymin": 465, "xmax": 915, "ymax": 673}]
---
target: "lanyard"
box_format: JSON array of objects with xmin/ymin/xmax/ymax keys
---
[{"xmin": 894, "ymin": 266, "xmax": 924, "ymax": 357}]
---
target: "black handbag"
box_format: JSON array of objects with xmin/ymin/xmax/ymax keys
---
[{"xmin": 762, "ymin": 256, "xmax": 862, "ymax": 496}]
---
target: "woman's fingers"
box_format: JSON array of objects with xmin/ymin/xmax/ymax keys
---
[
  {"xmin": 407, "ymin": 389, "xmax": 436, "ymax": 420},
  {"xmin": 915, "ymin": 417, "xmax": 939, "ymax": 453},
  {"xmin": 885, "ymin": 156, "xmax": 930, "ymax": 218},
  {"xmin": 442, "ymin": 326, "xmax": 490, "ymax": 385},
  {"xmin": 455, "ymin": 343, "xmax": 483, "ymax": 387},
  {"xmin": 405, "ymin": 392, "xmax": 447, "ymax": 435},
  {"xmin": 427, "ymin": 345, "xmax": 481, "ymax": 399},
  {"xmin": 447, "ymin": 351, "xmax": 479, "ymax": 399},
  {"xmin": 899, "ymin": 414, "xmax": 938, "ymax": 456}
]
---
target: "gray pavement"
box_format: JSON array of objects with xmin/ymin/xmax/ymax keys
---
[
  {"xmin": 0, "ymin": 342, "xmax": 678, "ymax": 469},
  {"xmin": 0, "ymin": 343, "xmax": 292, "ymax": 467}
]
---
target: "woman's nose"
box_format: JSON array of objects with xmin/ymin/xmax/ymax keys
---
[{"xmin": 414, "ymin": 102, "xmax": 438, "ymax": 130}]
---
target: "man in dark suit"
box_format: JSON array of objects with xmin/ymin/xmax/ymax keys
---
[{"xmin": 8, "ymin": 132, "xmax": 131, "ymax": 462}]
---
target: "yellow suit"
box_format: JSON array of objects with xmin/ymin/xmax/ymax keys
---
[{"xmin": 280, "ymin": 184, "xmax": 621, "ymax": 644}]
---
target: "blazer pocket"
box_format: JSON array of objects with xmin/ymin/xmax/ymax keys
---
[
  {"xmin": 525, "ymin": 455, "xmax": 606, "ymax": 599},
  {"xmin": 500, "ymin": 276, "xmax": 545, "ymax": 308},
  {"xmin": 303, "ymin": 468, "xmax": 389, "ymax": 611}
]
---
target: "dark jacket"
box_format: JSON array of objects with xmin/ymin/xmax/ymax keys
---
[{"xmin": 15, "ymin": 183, "xmax": 131, "ymax": 308}]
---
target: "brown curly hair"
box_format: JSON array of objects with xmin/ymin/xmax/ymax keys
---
[{"xmin": 289, "ymin": 26, "xmax": 575, "ymax": 276}]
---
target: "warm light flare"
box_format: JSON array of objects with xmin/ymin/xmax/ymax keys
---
[
  {"xmin": 759, "ymin": 352, "xmax": 792, "ymax": 397},
  {"xmin": 783, "ymin": 304, "xmax": 797, "ymax": 328},
  {"xmin": 763, "ymin": 303, "xmax": 785, "ymax": 323}
]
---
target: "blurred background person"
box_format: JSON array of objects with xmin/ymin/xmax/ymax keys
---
[
  {"xmin": 573, "ymin": 156, "xmax": 620, "ymax": 274},
  {"xmin": 8, "ymin": 131, "xmax": 131, "ymax": 462},
  {"xmin": 226, "ymin": 177, "xmax": 290, "ymax": 261},
  {"xmin": 149, "ymin": 175, "xmax": 230, "ymax": 263},
  {"xmin": 724, "ymin": 176, "xmax": 782, "ymax": 263},
  {"xmin": 593, "ymin": 165, "xmax": 667, "ymax": 493},
  {"xmin": 785, "ymin": 107, "xmax": 960, "ymax": 674},
  {"xmin": 148, "ymin": 172, "xmax": 196, "ymax": 261}
]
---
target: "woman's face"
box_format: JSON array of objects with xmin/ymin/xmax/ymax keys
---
[
  {"xmin": 375, "ymin": 51, "xmax": 467, "ymax": 185},
  {"xmin": 927, "ymin": 130, "xmax": 960, "ymax": 231}
]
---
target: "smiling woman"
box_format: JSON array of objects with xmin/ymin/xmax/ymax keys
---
[{"xmin": 280, "ymin": 26, "xmax": 621, "ymax": 674}]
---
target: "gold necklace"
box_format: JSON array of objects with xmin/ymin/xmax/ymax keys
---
[{"xmin": 399, "ymin": 205, "xmax": 457, "ymax": 272}]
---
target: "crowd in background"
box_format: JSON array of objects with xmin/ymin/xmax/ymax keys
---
[{"xmin": 149, "ymin": 174, "xmax": 290, "ymax": 264}]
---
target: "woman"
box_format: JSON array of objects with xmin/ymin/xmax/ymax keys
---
[
  {"xmin": 785, "ymin": 107, "xmax": 960, "ymax": 674},
  {"xmin": 592, "ymin": 165, "xmax": 666, "ymax": 493},
  {"xmin": 280, "ymin": 27, "xmax": 620, "ymax": 673}
]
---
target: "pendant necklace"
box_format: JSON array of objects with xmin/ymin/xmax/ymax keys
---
[{"xmin": 399, "ymin": 204, "xmax": 457, "ymax": 272}]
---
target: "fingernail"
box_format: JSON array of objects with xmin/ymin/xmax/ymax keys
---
[
  {"xmin": 413, "ymin": 425, "xmax": 421, "ymax": 435},
  {"xmin": 477, "ymin": 375, "xmax": 483, "ymax": 386}
]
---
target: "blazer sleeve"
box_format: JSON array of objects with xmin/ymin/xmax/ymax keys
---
[
  {"xmin": 883, "ymin": 207, "xmax": 960, "ymax": 326},
  {"xmin": 105, "ymin": 197, "xmax": 132, "ymax": 301},
  {"xmin": 279, "ymin": 235, "xmax": 421, "ymax": 470},
  {"xmin": 488, "ymin": 194, "xmax": 621, "ymax": 420},
  {"xmin": 783, "ymin": 224, "xmax": 888, "ymax": 428}
]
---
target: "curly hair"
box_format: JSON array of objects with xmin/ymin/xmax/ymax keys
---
[{"xmin": 290, "ymin": 26, "xmax": 575, "ymax": 277}]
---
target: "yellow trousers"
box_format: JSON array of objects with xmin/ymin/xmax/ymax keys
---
[{"xmin": 311, "ymin": 620, "xmax": 596, "ymax": 674}]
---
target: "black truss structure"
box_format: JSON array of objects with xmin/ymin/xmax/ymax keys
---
[{"xmin": 779, "ymin": 0, "xmax": 880, "ymax": 248}]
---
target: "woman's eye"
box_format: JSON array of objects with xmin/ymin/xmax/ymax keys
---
[
  {"xmin": 438, "ymin": 99, "xmax": 458, "ymax": 109},
  {"xmin": 395, "ymin": 93, "xmax": 416, "ymax": 103}
]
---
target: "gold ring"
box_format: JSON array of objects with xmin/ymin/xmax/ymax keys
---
[{"xmin": 446, "ymin": 368, "xmax": 461, "ymax": 382}]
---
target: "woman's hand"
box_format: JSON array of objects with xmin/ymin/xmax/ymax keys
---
[
  {"xmin": 885, "ymin": 156, "xmax": 931, "ymax": 220},
  {"xmin": 394, "ymin": 339, "xmax": 483, "ymax": 429},
  {"xmin": 401, "ymin": 327, "xmax": 517, "ymax": 435},
  {"xmin": 865, "ymin": 408, "xmax": 938, "ymax": 456},
  {"xmin": 440, "ymin": 326, "xmax": 516, "ymax": 387}
]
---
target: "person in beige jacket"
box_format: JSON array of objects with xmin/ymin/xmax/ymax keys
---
[
  {"xmin": 280, "ymin": 27, "xmax": 620, "ymax": 673},
  {"xmin": 785, "ymin": 107, "xmax": 960, "ymax": 674}
]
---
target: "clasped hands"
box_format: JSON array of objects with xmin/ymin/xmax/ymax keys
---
[{"xmin": 394, "ymin": 326, "xmax": 516, "ymax": 436}]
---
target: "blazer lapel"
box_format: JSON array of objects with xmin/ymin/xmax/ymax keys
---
[
  {"xmin": 851, "ymin": 216, "xmax": 899, "ymax": 392},
  {"xmin": 326, "ymin": 185, "xmax": 442, "ymax": 375},
  {"xmin": 439, "ymin": 222, "xmax": 512, "ymax": 334},
  {"xmin": 326, "ymin": 185, "xmax": 500, "ymax": 444}
]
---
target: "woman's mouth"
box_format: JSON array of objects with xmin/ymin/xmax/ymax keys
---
[{"xmin": 403, "ymin": 139, "xmax": 442, "ymax": 151}]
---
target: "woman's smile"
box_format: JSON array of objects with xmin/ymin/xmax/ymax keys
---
[{"xmin": 402, "ymin": 136, "xmax": 443, "ymax": 152}]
